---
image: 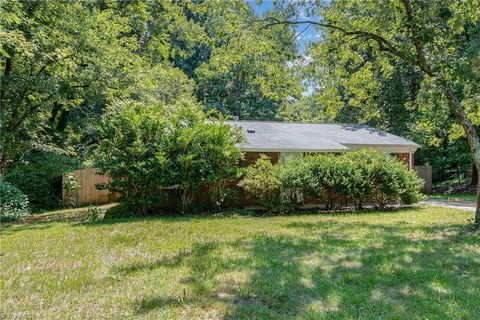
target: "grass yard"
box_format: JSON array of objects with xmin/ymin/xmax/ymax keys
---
[
  {"xmin": 428, "ymin": 193, "xmax": 477, "ymax": 202},
  {"xmin": 1, "ymin": 206, "xmax": 479, "ymax": 319}
]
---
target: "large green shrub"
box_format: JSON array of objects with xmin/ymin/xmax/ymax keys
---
[
  {"xmin": 278, "ymin": 157, "xmax": 309, "ymax": 212},
  {"xmin": 0, "ymin": 180, "xmax": 29, "ymax": 221},
  {"xmin": 95, "ymin": 101, "xmax": 243, "ymax": 214},
  {"xmin": 165, "ymin": 110, "xmax": 243, "ymax": 211},
  {"xmin": 238, "ymin": 155, "xmax": 282, "ymax": 212},
  {"xmin": 341, "ymin": 150, "xmax": 376, "ymax": 209},
  {"xmin": 95, "ymin": 103, "xmax": 173, "ymax": 214},
  {"xmin": 398, "ymin": 169, "xmax": 425, "ymax": 204},
  {"xmin": 364, "ymin": 151, "xmax": 425, "ymax": 208},
  {"xmin": 4, "ymin": 150, "xmax": 81, "ymax": 210},
  {"xmin": 238, "ymin": 156, "xmax": 308, "ymax": 213},
  {"xmin": 241, "ymin": 150, "xmax": 424, "ymax": 213},
  {"xmin": 306, "ymin": 155, "xmax": 344, "ymax": 210}
]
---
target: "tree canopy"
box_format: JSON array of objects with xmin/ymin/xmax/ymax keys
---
[
  {"xmin": 260, "ymin": 0, "xmax": 480, "ymax": 222},
  {"xmin": 0, "ymin": 0, "xmax": 299, "ymax": 171}
]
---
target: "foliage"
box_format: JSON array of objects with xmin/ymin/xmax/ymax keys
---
[
  {"xmin": 239, "ymin": 155, "xmax": 309, "ymax": 213},
  {"xmin": 95, "ymin": 102, "xmax": 243, "ymax": 213},
  {"xmin": 274, "ymin": 0, "xmax": 480, "ymax": 221},
  {"xmin": 0, "ymin": 0, "xmax": 300, "ymax": 173},
  {"xmin": 208, "ymin": 181, "xmax": 238, "ymax": 210},
  {"xmin": 240, "ymin": 150, "xmax": 424, "ymax": 212},
  {"xmin": 278, "ymin": 158, "xmax": 309, "ymax": 212},
  {"xmin": 62, "ymin": 172, "xmax": 81, "ymax": 208},
  {"xmin": 195, "ymin": 30, "xmax": 301, "ymax": 120},
  {"xmin": 86, "ymin": 206, "xmax": 106, "ymax": 223},
  {"xmin": 306, "ymin": 155, "xmax": 345, "ymax": 210},
  {"xmin": 94, "ymin": 103, "xmax": 173, "ymax": 214},
  {"xmin": 0, "ymin": 0, "xmax": 143, "ymax": 169},
  {"xmin": 3, "ymin": 150, "xmax": 80, "ymax": 210},
  {"xmin": 165, "ymin": 110, "xmax": 244, "ymax": 211},
  {"xmin": 337, "ymin": 151, "xmax": 375, "ymax": 210},
  {"xmin": 238, "ymin": 155, "xmax": 283, "ymax": 212},
  {"xmin": 0, "ymin": 180, "xmax": 29, "ymax": 222}
]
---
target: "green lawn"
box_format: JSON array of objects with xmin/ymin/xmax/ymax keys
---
[
  {"xmin": 1, "ymin": 206, "xmax": 479, "ymax": 319},
  {"xmin": 428, "ymin": 193, "xmax": 477, "ymax": 202}
]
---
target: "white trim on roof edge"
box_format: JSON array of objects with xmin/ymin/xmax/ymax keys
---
[{"xmin": 240, "ymin": 145, "xmax": 419, "ymax": 154}]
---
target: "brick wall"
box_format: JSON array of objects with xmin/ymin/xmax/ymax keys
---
[
  {"xmin": 241, "ymin": 151, "xmax": 279, "ymax": 167},
  {"xmin": 396, "ymin": 153, "xmax": 411, "ymax": 169},
  {"xmin": 157, "ymin": 151, "xmax": 414, "ymax": 209}
]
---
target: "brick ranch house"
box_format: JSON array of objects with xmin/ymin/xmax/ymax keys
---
[
  {"xmin": 228, "ymin": 120, "xmax": 419, "ymax": 169},
  {"xmin": 161, "ymin": 120, "xmax": 420, "ymax": 208},
  {"xmin": 67, "ymin": 120, "xmax": 420, "ymax": 207}
]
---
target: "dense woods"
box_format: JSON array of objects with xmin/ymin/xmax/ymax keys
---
[{"xmin": 1, "ymin": 0, "xmax": 479, "ymax": 222}]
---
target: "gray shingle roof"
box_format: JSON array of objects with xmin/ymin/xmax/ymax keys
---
[{"xmin": 225, "ymin": 121, "xmax": 419, "ymax": 152}]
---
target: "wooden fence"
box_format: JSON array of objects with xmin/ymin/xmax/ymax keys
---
[
  {"xmin": 414, "ymin": 165, "xmax": 432, "ymax": 194},
  {"xmin": 63, "ymin": 168, "xmax": 113, "ymax": 205}
]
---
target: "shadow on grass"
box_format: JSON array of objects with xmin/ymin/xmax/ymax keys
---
[
  {"xmin": 80, "ymin": 205, "xmax": 425, "ymax": 229},
  {"xmin": 0, "ymin": 222, "xmax": 55, "ymax": 236},
  {"xmin": 111, "ymin": 218, "xmax": 479, "ymax": 318}
]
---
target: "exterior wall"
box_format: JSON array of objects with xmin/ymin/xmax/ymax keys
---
[
  {"xmin": 241, "ymin": 151, "xmax": 279, "ymax": 167},
  {"xmin": 396, "ymin": 153, "xmax": 412, "ymax": 169}
]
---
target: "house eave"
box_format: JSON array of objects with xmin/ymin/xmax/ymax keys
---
[{"xmin": 239, "ymin": 144, "xmax": 419, "ymax": 154}]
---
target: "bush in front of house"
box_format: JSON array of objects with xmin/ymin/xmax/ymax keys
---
[
  {"xmin": 239, "ymin": 149, "xmax": 424, "ymax": 212},
  {"xmin": 306, "ymin": 155, "xmax": 345, "ymax": 210},
  {"xmin": 356, "ymin": 150, "xmax": 425, "ymax": 208},
  {"xmin": 94, "ymin": 103, "xmax": 171, "ymax": 214},
  {"xmin": 0, "ymin": 180, "xmax": 29, "ymax": 222},
  {"xmin": 238, "ymin": 155, "xmax": 282, "ymax": 212},
  {"xmin": 164, "ymin": 109, "xmax": 243, "ymax": 211},
  {"xmin": 278, "ymin": 157, "xmax": 310, "ymax": 212},
  {"xmin": 238, "ymin": 155, "xmax": 308, "ymax": 213},
  {"xmin": 94, "ymin": 101, "xmax": 243, "ymax": 214}
]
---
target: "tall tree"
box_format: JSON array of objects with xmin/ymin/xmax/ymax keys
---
[
  {"xmin": 262, "ymin": 0, "xmax": 480, "ymax": 223},
  {"xmin": 0, "ymin": 0, "xmax": 195, "ymax": 170}
]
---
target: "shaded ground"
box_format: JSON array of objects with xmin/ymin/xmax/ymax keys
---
[{"xmin": 1, "ymin": 206, "xmax": 479, "ymax": 319}]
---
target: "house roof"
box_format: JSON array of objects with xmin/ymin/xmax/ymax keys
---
[{"xmin": 225, "ymin": 121, "xmax": 420, "ymax": 153}]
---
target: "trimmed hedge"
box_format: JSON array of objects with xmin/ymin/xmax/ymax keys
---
[{"xmin": 239, "ymin": 149, "xmax": 424, "ymax": 212}]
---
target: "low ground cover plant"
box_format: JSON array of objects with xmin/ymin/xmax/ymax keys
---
[
  {"xmin": 1, "ymin": 207, "xmax": 478, "ymax": 319},
  {"xmin": 0, "ymin": 180, "xmax": 29, "ymax": 222},
  {"xmin": 239, "ymin": 150, "xmax": 424, "ymax": 212}
]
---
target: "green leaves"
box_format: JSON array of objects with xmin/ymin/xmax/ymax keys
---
[
  {"xmin": 95, "ymin": 102, "xmax": 243, "ymax": 213},
  {"xmin": 239, "ymin": 150, "xmax": 424, "ymax": 212}
]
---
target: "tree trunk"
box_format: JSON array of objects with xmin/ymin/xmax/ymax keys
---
[
  {"xmin": 443, "ymin": 86, "xmax": 480, "ymax": 224},
  {"xmin": 470, "ymin": 164, "xmax": 478, "ymax": 186},
  {"xmin": 477, "ymin": 181, "xmax": 480, "ymax": 227}
]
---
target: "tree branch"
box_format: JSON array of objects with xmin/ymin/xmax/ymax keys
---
[
  {"xmin": 400, "ymin": 0, "xmax": 433, "ymax": 76},
  {"xmin": 257, "ymin": 17, "xmax": 417, "ymax": 72}
]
